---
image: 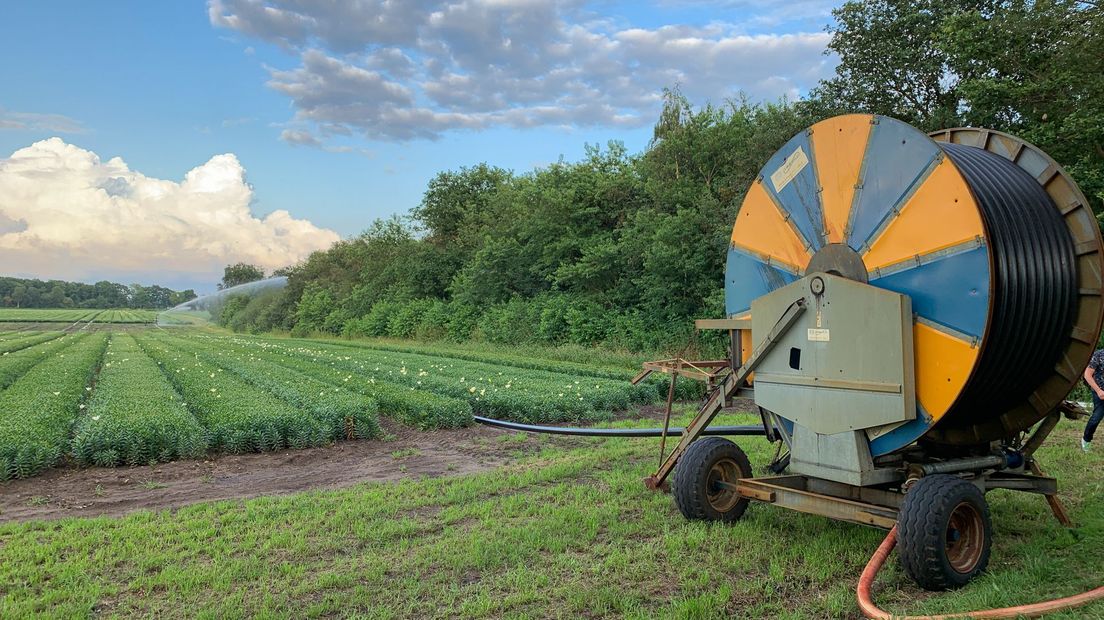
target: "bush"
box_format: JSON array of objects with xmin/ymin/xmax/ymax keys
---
[
  {"xmin": 445, "ymin": 301, "xmax": 480, "ymax": 341},
  {"xmin": 387, "ymin": 299, "xmax": 436, "ymax": 338},
  {"xmin": 565, "ymin": 299, "xmax": 611, "ymax": 345},
  {"xmin": 476, "ymin": 297, "xmax": 541, "ymax": 345},
  {"xmin": 415, "ymin": 300, "xmax": 451, "ymax": 340}
]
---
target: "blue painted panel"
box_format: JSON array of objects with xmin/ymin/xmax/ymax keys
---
[
  {"xmin": 849, "ymin": 118, "xmax": 941, "ymax": 250},
  {"xmin": 761, "ymin": 131, "xmax": 824, "ymax": 250},
  {"xmin": 724, "ymin": 248, "xmax": 799, "ymax": 316},
  {"xmin": 870, "ymin": 245, "xmax": 990, "ymax": 339},
  {"xmin": 868, "ymin": 405, "xmax": 934, "ymax": 457}
]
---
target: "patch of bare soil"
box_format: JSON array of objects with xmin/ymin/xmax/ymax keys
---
[{"xmin": 0, "ymin": 419, "xmax": 557, "ymax": 523}]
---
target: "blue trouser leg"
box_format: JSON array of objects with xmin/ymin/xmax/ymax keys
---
[{"xmin": 1087, "ymin": 392, "xmax": 1104, "ymax": 442}]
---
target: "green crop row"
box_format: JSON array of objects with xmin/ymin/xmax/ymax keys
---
[
  {"xmin": 136, "ymin": 337, "xmax": 331, "ymax": 454},
  {"xmin": 96, "ymin": 310, "xmax": 159, "ymax": 324},
  {"xmin": 145, "ymin": 333, "xmax": 381, "ymax": 440},
  {"xmin": 308, "ymin": 337, "xmax": 705, "ymax": 401},
  {"xmin": 0, "ymin": 309, "xmax": 99, "ymax": 322},
  {"xmin": 211, "ymin": 335, "xmax": 656, "ymax": 424},
  {"xmin": 0, "ymin": 333, "xmax": 108, "ymax": 480},
  {"xmin": 71, "ymin": 335, "xmax": 208, "ymax": 467},
  {"xmin": 0, "ymin": 334, "xmax": 83, "ymax": 391},
  {"xmin": 180, "ymin": 334, "xmax": 471, "ymax": 430},
  {"xmin": 0, "ymin": 331, "xmax": 62, "ymax": 355}
]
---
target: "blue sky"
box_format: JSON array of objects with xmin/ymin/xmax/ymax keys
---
[{"xmin": 0, "ymin": 1, "xmax": 838, "ymax": 290}]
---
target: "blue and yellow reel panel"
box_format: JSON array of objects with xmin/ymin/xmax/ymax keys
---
[{"xmin": 726, "ymin": 115, "xmax": 991, "ymax": 456}]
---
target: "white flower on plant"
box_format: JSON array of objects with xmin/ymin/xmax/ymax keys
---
[
  {"xmin": 79, "ymin": 404, "xmax": 86, "ymax": 409},
  {"xmin": 52, "ymin": 391, "xmax": 60, "ymax": 396},
  {"xmin": 210, "ymin": 388, "xmax": 217, "ymax": 393},
  {"xmin": 469, "ymin": 386, "xmax": 477, "ymax": 393},
  {"xmin": 91, "ymin": 415, "xmax": 99, "ymax": 421}
]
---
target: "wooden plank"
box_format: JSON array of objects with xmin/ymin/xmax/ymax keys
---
[
  {"xmin": 753, "ymin": 372, "xmax": 902, "ymax": 394},
  {"xmin": 695, "ymin": 318, "xmax": 752, "ymax": 330}
]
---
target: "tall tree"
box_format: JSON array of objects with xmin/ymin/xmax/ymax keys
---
[{"xmin": 219, "ymin": 263, "xmax": 266, "ymax": 290}]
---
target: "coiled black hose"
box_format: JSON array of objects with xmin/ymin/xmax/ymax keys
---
[{"xmin": 939, "ymin": 143, "xmax": 1078, "ymax": 427}]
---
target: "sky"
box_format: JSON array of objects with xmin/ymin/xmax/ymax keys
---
[{"xmin": 0, "ymin": 0, "xmax": 840, "ymax": 292}]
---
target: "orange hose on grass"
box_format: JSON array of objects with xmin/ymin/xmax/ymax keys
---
[{"xmin": 857, "ymin": 525, "xmax": 1104, "ymax": 619}]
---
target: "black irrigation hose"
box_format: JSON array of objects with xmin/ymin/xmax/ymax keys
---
[
  {"xmin": 939, "ymin": 144, "xmax": 1078, "ymax": 426},
  {"xmin": 473, "ymin": 415, "xmax": 767, "ymax": 438}
]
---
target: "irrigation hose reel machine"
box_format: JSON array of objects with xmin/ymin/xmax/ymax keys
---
[{"xmin": 636, "ymin": 114, "xmax": 1104, "ymax": 591}]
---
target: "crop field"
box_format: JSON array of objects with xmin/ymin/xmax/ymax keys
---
[
  {"xmin": 0, "ymin": 330, "xmax": 1100, "ymax": 618},
  {"xmin": 0, "ymin": 308, "xmax": 159, "ymax": 324},
  {"xmin": 0, "ymin": 329, "xmax": 668, "ymax": 481},
  {"xmin": 0, "ymin": 328, "xmax": 1099, "ymax": 619}
]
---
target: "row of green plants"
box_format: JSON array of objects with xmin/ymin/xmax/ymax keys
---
[
  {"xmin": 0, "ymin": 309, "xmax": 100, "ymax": 322},
  {"xmin": 0, "ymin": 333, "xmax": 108, "ymax": 480},
  {"xmin": 306, "ymin": 337, "xmax": 706, "ymax": 401},
  {"xmin": 210, "ymin": 334, "xmax": 658, "ymax": 424},
  {"xmin": 0, "ymin": 333, "xmax": 82, "ymax": 391},
  {"xmin": 145, "ymin": 333, "xmax": 382, "ymax": 441},
  {"xmin": 94, "ymin": 310, "xmax": 159, "ymax": 324},
  {"xmin": 186, "ymin": 334, "xmax": 472, "ymax": 429},
  {"xmin": 135, "ymin": 337, "xmax": 334, "ymax": 454},
  {"xmin": 71, "ymin": 334, "xmax": 208, "ymax": 467},
  {"xmin": 0, "ymin": 331, "xmax": 62, "ymax": 355},
  {"xmin": 0, "ymin": 308, "xmax": 161, "ymax": 324}
]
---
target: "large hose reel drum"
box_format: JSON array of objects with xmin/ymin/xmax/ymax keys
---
[{"xmin": 726, "ymin": 114, "xmax": 1104, "ymax": 456}]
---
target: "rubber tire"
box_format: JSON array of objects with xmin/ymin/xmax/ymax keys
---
[
  {"xmin": 897, "ymin": 474, "xmax": 993, "ymax": 591},
  {"xmin": 672, "ymin": 437, "xmax": 752, "ymax": 522}
]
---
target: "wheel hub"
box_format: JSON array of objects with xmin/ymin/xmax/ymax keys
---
[{"xmin": 946, "ymin": 501, "xmax": 985, "ymax": 574}]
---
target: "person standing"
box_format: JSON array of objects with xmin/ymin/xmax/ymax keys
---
[{"xmin": 1081, "ymin": 349, "xmax": 1104, "ymax": 451}]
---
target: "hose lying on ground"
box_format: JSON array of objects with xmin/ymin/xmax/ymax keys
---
[
  {"xmin": 473, "ymin": 415, "xmax": 766, "ymax": 437},
  {"xmin": 857, "ymin": 525, "xmax": 1104, "ymax": 619}
]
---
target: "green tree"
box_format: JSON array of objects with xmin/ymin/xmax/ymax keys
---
[
  {"xmin": 812, "ymin": 0, "xmax": 973, "ymax": 130},
  {"xmin": 219, "ymin": 263, "xmax": 266, "ymax": 290}
]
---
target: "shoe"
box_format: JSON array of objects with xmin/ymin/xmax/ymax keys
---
[{"xmin": 1083, "ymin": 439, "xmax": 1092, "ymax": 452}]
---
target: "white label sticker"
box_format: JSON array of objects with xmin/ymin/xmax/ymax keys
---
[
  {"xmin": 807, "ymin": 328, "xmax": 830, "ymax": 342},
  {"xmin": 770, "ymin": 146, "xmax": 809, "ymax": 192}
]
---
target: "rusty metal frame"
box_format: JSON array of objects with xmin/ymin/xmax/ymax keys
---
[{"xmin": 643, "ymin": 298, "xmax": 806, "ymax": 490}]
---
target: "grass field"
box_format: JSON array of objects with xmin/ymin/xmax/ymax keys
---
[
  {"xmin": 0, "ymin": 308, "xmax": 159, "ymax": 324},
  {"xmin": 0, "ymin": 409, "xmax": 1101, "ymax": 619},
  {"xmin": 0, "ymin": 328, "xmax": 1102, "ymax": 618}
]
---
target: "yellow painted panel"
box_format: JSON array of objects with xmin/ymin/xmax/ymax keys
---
[
  {"xmin": 913, "ymin": 322, "xmax": 978, "ymax": 421},
  {"xmin": 732, "ymin": 181, "xmax": 810, "ymax": 271},
  {"xmin": 811, "ymin": 114, "xmax": 872, "ymax": 243},
  {"xmin": 863, "ymin": 158, "xmax": 985, "ymax": 271}
]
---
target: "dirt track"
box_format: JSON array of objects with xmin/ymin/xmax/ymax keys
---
[{"xmin": 0, "ymin": 420, "xmax": 563, "ymax": 523}]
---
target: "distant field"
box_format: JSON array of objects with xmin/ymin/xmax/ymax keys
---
[
  {"xmin": 0, "ymin": 309, "xmax": 159, "ymax": 324},
  {"xmin": 0, "ymin": 330, "xmax": 663, "ymax": 480}
]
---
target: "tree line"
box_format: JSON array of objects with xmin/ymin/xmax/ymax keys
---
[
  {"xmin": 217, "ymin": 0, "xmax": 1104, "ymax": 353},
  {"xmin": 0, "ymin": 276, "xmax": 196, "ymax": 310}
]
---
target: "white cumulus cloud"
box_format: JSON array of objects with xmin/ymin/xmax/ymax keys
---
[{"xmin": 0, "ymin": 138, "xmax": 339, "ymax": 288}]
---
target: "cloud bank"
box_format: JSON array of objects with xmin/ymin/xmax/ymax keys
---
[
  {"xmin": 209, "ymin": 0, "xmax": 835, "ymax": 143},
  {"xmin": 0, "ymin": 138, "xmax": 339, "ymax": 289}
]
